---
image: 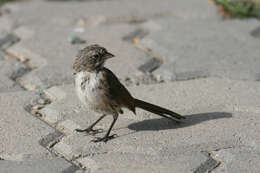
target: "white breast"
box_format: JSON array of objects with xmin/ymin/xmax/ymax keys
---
[
  {"xmin": 75, "ymin": 71, "xmax": 89, "ymax": 105},
  {"xmin": 74, "ymin": 71, "xmax": 114, "ymax": 114}
]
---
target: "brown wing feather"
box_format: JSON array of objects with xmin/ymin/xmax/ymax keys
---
[{"xmin": 100, "ymin": 68, "xmax": 136, "ymax": 113}]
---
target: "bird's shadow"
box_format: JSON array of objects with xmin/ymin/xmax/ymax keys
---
[{"xmin": 128, "ymin": 112, "xmax": 232, "ymax": 131}]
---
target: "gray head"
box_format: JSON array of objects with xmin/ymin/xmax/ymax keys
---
[{"xmin": 73, "ymin": 44, "xmax": 114, "ymax": 73}]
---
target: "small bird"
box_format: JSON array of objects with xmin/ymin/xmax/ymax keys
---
[{"xmin": 73, "ymin": 44, "xmax": 185, "ymax": 142}]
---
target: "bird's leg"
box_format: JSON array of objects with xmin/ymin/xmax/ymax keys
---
[
  {"xmin": 75, "ymin": 114, "xmax": 106, "ymax": 135},
  {"xmin": 92, "ymin": 113, "xmax": 118, "ymax": 142}
]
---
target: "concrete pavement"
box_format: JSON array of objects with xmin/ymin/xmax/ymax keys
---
[{"xmin": 0, "ymin": 0, "xmax": 259, "ymax": 172}]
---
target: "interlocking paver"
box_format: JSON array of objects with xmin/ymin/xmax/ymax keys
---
[
  {"xmin": 0, "ymin": 58, "xmax": 27, "ymax": 92},
  {"xmin": 0, "ymin": 90, "xmax": 79, "ymax": 172},
  {"xmin": 0, "ymin": 91, "xmax": 53, "ymax": 159},
  {"xmin": 40, "ymin": 78, "xmax": 260, "ymax": 172},
  {"xmin": 0, "ymin": 158, "xmax": 79, "ymax": 173},
  {"xmin": 3, "ymin": 0, "xmax": 218, "ymax": 89},
  {"xmin": 137, "ymin": 18, "xmax": 260, "ymax": 81},
  {"xmin": 212, "ymin": 147, "xmax": 260, "ymax": 173},
  {"xmin": 1, "ymin": 0, "xmax": 259, "ymax": 172},
  {"xmin": 0, "ymin": 23, "xmax": 23, "ymax": 92}
]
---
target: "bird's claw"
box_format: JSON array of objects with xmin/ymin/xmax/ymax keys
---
[
  {"xmin": 91, "ymin": 134, "xmax": 118, "ymax": 143},
  {"xmin": 75, "ymin": 128, "xmax": 104, "ymax": 135}
]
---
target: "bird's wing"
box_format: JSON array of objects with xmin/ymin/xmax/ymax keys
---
[{"xmin": 99, "ymin": 68, "xmax": 135, "ymax": 113}]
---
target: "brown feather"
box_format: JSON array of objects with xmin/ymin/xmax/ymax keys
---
[
  {"xmin": 100, "ymin": 68, "xmax": 136, "ymax": 114},
  {"xmin": 134, "ymin": 98, "xmax": 185, "ymax": 121}
]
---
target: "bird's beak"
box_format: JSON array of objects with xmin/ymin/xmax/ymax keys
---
[{"xmin": 105, "ymin": 52, "xmax": 114, "ymax": 59}]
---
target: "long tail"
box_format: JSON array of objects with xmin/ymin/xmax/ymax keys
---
[{"xmin": 134, "ymin": 98, "xmax": 185, "ymax": 122}]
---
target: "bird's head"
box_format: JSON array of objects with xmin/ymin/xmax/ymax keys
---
[{"xmin": 73, "ymin": 44, "xmax": 114, "ymax": 74}]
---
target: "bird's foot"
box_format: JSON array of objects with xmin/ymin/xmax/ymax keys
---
[
  {"xmin": 75, "ymin": 128, "xmax": 104, "ymax": 135},
  {"xmin": 91, "ymin": 134, "xmax": 118, "ymax": 143}
]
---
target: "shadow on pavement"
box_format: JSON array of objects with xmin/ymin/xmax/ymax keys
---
[{"xmin": 128, "ymin": 112, "xmax": 232, "ymax": 131}]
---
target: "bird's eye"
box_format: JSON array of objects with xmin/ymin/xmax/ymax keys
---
[{"xmin": 94, "ymin": 54, "xmax": 99, "ymax": 59}]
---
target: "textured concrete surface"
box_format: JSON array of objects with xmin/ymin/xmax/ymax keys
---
[
  {"xmin": 0, "ymin": 158, "xmax": 78, "ymax": 173},
  {"xmin": 212, "ymin": 147, "xmax": 260, "ymax": 173},
  {"xmin": 137, "ymin": 17, "xmax": 260, "ymax": 81},
  {"xmin": 0, "ymin": 58, "xmax": 27, "ymax": 92},
  {"xmin": 0, "ymin": 0, "xmax": 259, "ymax": 172},
  {"xmin": 0, "ymin": 91, "xmax": 52, "ymax": 159},
  {"xmin": 0, "ymin": 90, "xmax": 80, "ymax": 171},
  {"xmin": 41, "ymin": 78, "xmax": 260, "ymax": 172},
  {"xmin": 0, "ymin": 29, "xmax": 23, "ymax": 92},
  {"xmin": 3, "ymin": 0, "xmax": 219, "ymax": 89}
]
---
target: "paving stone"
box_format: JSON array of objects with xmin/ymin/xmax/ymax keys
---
[
  {"xmin": 0, "ymin": 158, "xmax": 79, "ymax": 173},
  {"xmin": 4, "ymin": 0, "xmax": 218, "ymax": 89},
  {"xmin": 0, "ymin": 90, "xmax": 80, "ymax": 171},
  {"xmin": 0, "ymin": 59, "xmax": 28, "ymax": 92},
  {"xmin": 0, "ymin": 33, "xmax": 19, "ymax": 49},
  {"xmin": 0, "ymin": 58, "xmax": 28, "ymax": 79},
  {"xmin": 40, "ymin": 78, "xmax": 259, "ymax": 172},
  {"xmin": 6, "ymin": 11, "xmax": 148, "ymax": 89},
  {"xmin": 1, "ymin": 1, "xmax": 259, "ymax": 172},
  {"xmin": 57, "ymin": 120, "xmax": 81, "ymax": 135},
  {"xmin": 80, "ymin": 152, "xmax": 209, "ymax": 173},
  {"xmin": 39, "ymin": 131, "xmax": 63, "ymax": 149},
  {"xmin": 0, "ymin": 75, "xmax": 20, "ymax": 92},
  {"xmin": 0, "ymin": 14, "xmax": 16, "ymax": 33},
  {"xmin": 211, "ymin": 147, "xmax": 260, "ymax": 173},
  {"xmin": 4, "ymin": 0, "xmax": 218, "ymax": 22},
  {"xmin": 194, "ymin": 152, "xmax": 220, "ymax": 173},
  {"xmin": 138, "ymin": 57, "xmax": 161, "ymax": 73},
  {"xmin": 137, "ymin": 18, "xmax": 260, "ymax": 81},
  {"xmin": 69, "ymin": 35, "xmax": 87, "ymax": 45},
  {"xmin": 0, "ymin": 23, "xmax": 25, "ymax": 93},
  {"xmin": 251, "ymin": 26, "xmax": 260, "ymax": 38},
  {"xmin": 0, "ymin": 91, "xmax": 54, "ymax": 160},
  {"xmin": 0, "ymin": 50, "xmax": 5, "ymax": 60},
  {"xmin": 122, "ymin": 28, "xmax": 148, "ymax": 42}
]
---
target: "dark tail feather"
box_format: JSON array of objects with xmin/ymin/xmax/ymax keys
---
[{"xmin": 134, "ymin": 98, "xmax": 185, "ymax": 121}]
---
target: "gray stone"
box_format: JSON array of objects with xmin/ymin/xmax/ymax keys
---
[
  {"xmin": 122, "ymin": 28, "xmax": 148, "ymax": 42},
  {"xmin": 0, "ymin": 91, "xmax": 53, "ymax": 160},
  {"xmin": 212, "ymin": 147, "xmax": 260, "ymax": 173},
  {"xmin": 4, "ymin": 0, "xmax": 218, "ymax": 89},
  {"xmin": 1, "ymin": 0, "xmax": 259, "ymax": 172},
  {"xmin": 176, "ymin": 70, "xmax": 210, "ymax": 81},
  {"xmin": 0, "ymin": 59, "xmax": 28, "ymax": 79},
  {"xmin": 39, "ymin": 131, "xmax": 63, "ymax": 148},
  {"xmin": 0, "ymin": 33, "xmax": 19, "ymax": 49},
  {"xmin": 69, "ymin": 35, "xmax": 86, "ymax": 45},
  {"xmin": 138, "ymin": 57, "xmax": 161, "ymax": 73},
  {"xmin": 39, "ymin": 78, "xmax": 259, "ymax": 172},
  {"xmin": 82, "ymin": 152, "xmax": 209, "ymax": 173},
  {"xmin": 0, "ymin": 75, "xmax": 20, "ymax": 92},
  {"xmin": 0, "ymin": 59, "xmax": 29, "ymax": 92},
  {"xmin": 0, "ymin": 50, "xmax": 5, "ymax": 60},
  {"xmin": 0, "ymin": 158, "xmax": 79, "ymax": 173},
  {"xmin": 194, "ymin": 152, "xmax": 220, "ymax": 173},
  {"xmin": 0, "ymin": 14, "xmax": 16, "ymax": 32},
  {"xmin": 137, "ymin": 18, "xmax": 260, "ymax": 81},
  {"xmin": 4, "ymin": 0, "xmax": 218, "ymax": 22},
  {"xmin": 6, "ymin": 15, "xmax": 149, "ymax": 89},
  {"xmin": 251, "ymin": 26, "xmax": 260, "ymax": 38}
]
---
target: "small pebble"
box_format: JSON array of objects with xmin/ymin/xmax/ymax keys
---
[
  {"xmin": 32, "ymin": 104, "xmax": 44, "ymax": 110},
  {"xmin": 70, "ymin": 35, "xmax": 86, "ymax": 45},
  {"xmin": 38, "ymin": 99, "xmax": 46, "ymax": 105},
  {"xmin": 20, "ymin": 56, "xmax": 29, "ymax": 63},
  {"xmin": 75, "ymin": 17, "xmax": 87, "ymax": 26},
  {"xmin": 73, "ymin": 27, "xmax": 85, "ymax": 33},
  {"xmin": 31, "ymin": 109, "xmax": 38, "ymax": 115}
]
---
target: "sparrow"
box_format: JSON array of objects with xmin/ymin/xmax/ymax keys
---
[{"xmin": 73, "ymin": 44, "xmax": 185, "ymax": 142}]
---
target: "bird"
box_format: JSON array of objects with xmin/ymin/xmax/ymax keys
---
[{"xmin": 73, "ymin": 44, "xmax": 185, "ymax": 142}]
